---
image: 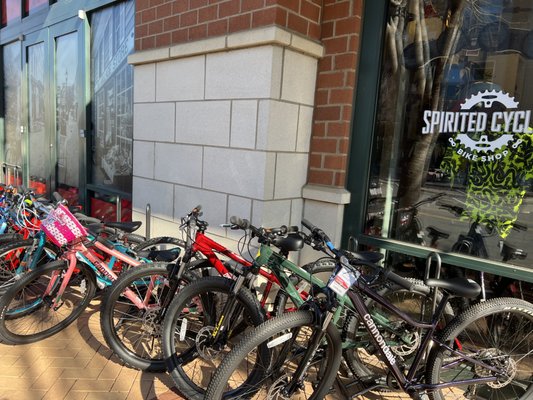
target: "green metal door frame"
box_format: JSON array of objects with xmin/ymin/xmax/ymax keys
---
[{"xmin": 342, "ymin": 1, "xmax": 533, "ymax": 283}]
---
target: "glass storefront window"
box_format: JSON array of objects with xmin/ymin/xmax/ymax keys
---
[
  {"xmin": 2, "ymin": 0, "xmax": 20, "ymax": 25},
  {"xmin": 366, "ymin": 0, "xmax": 532, "ymax": 273},
  {"xmin": 25, "ymin": 0, "xmax": 48, "ymax": 15},
  {"xmin": 90, "ymin": 0, "xmax": 134, "ymax": 195}
]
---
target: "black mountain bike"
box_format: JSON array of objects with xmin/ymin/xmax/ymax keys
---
[{"xmin": 205, "ymin": 220, "xmax": 533, "ymax": 400}]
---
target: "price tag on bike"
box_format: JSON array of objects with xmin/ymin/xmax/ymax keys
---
[{"xmin": 328, "ymin": 265, "xmax": 359, "ymax": 296}]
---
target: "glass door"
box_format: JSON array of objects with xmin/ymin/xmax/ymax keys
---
[
  {"xmin": 25, "ymin": 37, "xmax": 49, "ymax": 196},
  {"xmin": 2, "ymin": 41, "xmax": 22, "ymax": 186}
]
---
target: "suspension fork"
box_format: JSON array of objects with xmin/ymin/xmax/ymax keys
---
[
  {"xmin": 211, "ymin": 274, "xmax": 247, "ymax": 341},
  {"xmin": 284, "ymin": 310, "xmax": 335, "ymax": 396}
]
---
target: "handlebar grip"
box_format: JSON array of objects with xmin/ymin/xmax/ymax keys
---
[
  {"xmin": 230, "ymin": 216, "xmax": 250, "ymax": 229},
  {"xmin": 52, "ymin": 191, "xmax": 65, "ymax": 204},
  {"xmin": 301, "ymin": 218, "xmax": 317, "ymax": 232},
  {"xmin": 382, "ymin": 270, "xmax": 415, "ymax": 291}
]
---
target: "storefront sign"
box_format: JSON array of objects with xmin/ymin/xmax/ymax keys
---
[{"xmin": 421, "ymin": 90, "xmax": 531, "ymax": 162}]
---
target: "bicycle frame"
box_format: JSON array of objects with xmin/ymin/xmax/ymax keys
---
[{"xmin": 344, "ymin": 281, "xmax": 502, "ymax": 396}]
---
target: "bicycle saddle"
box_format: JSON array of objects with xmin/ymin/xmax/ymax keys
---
[
  {"xmin": 347, "ymin": 250, "xmax": 384, "ymax": 264},
  {"xmin": 273, "ymin": 233, "xmax": 304, "ymax": 253},
  {"xmin": 425, "ymin": 277, "xmax": 481, "ymax": 298},
  {"xmin": 104, "ymin": 221, "xmax": 142, "ymax": 233}
]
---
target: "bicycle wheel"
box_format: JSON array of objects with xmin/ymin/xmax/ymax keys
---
[
  {"xmin": 343, "ymin": 279, "xmax": 454, "ymax": 385},
  {"xmin": 99, "ymin": 262, "xmax": 195, "ymax": 372},
  {"xmin": 162, "ymin": 276, "xmax": 267, "ymax": 400},
  {"xmin": 426, "ymin": 297, "xmax": 533, "ymax": 400},
  {"xmin": 133, "ymin": 236, "xmax": 186, "ymax": 253},
  {"xmin": 0, "ymin": 239, "xmax": 58, "ymax": 296},
  {"xmin": 205, "ymin": 310, "xmax": 342, "ymax": 400},
  {"xmin": 0, "ymin": 260, "xmax": 96, "ymax": 344}
]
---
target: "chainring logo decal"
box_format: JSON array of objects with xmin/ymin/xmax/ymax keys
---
[{"xmin": 422, "ymin": 89, "xmax": 530, "ymax": 162}]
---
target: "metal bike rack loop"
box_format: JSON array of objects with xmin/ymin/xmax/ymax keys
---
[{"xmin": 145, "ymin": 203, "xmax": 151, "ymax": 240}]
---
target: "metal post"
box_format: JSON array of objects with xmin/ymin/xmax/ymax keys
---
[
  {"xmin": 145, "ymin": 203, "xmax": 151, "ymax": 239},
  {"xmin": 425, "ymin": 252, "xmax": 442, "ymax": 315},
  {"xmin": 116, "ymin": 195, "xmax": 122, "ymax": 222}
]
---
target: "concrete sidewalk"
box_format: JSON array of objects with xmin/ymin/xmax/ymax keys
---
[{"xmin": 0, "ymin": 298, "xmax": 409, "ymax": 400}]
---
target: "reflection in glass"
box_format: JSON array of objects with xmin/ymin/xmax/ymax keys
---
[
  {"xmin": 366, "ymin": 0, "xmax": 533, "ymax": 270},
  {"xmin": 3, "ymin": 42, "xmax": 22, "ymax": 185},
  {"xmin": 90, "ymin": 0, "xmax": 134, "ymax": 194},
  {"xmin": 25, "ymin": 0, "xmax": 48, "ymax": 15},
  {"xmin": 2, "ymin": 0, "xmax": 21, "ymax": 25},
  {"xmin": 55, "ymin": 32, "xmax": 79, "ymax": 204},
  {"xmin": 28, "ymin": 42, "xmax": 48, "ymax": 195}
]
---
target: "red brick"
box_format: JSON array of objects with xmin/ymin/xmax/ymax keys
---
[
  {"xmin": 252, "ymin": 7, "xmax": 277, "ymax": 27},
  {"xmin": 323, "ymin": 1, "xmax": 351, "ymax": 21},
  {"xmin": 137, "ymin": 0, "xmax": 151, "ymax": 11},
  {"xmin": 287, "ymin": 12, "xmax": 308, "ymax": 36},
  {"xmin": 163, "ymin": 15, "xmax": 180, "ymax": 31},
  {"xmin": 156, "ymin": 32, "xmax": 172, "ymax": 47},
  {"xmin": 135, "ymin": 38, "xmax": 142, "ymax": 50},
  {"xmin": 309, "ymin": 153, "xmax": 323, "ymax": 168},
  {"xmin": 136, "ymin": 23, "xmax": 148, "ymax": 38},
  {"xmin": 348, "ymin": 35, "xmax": 360, "ymax": 52},
  {"xmin": 300, "ymin": 0, "xmax": 320, "ymax": 23},
  {"xmin": 277, "ymin": 0, "xmax": 300, "ymax": 13},
  {"xmin": 334, "ymin": 171, "xmax": 346, "ymax": 187},
  {"xmin": 321, "ymin": 21, "xmax": 334, "ymax": 38},
  {"xmin": 181, "ymin": 10, "xmax": 198, "ymax": 27},
  {"xmin": 199, "ymin": 5, "xmax": 218, "ymax": 22},
  {"xmin": 242, "ymin": 0, "xmax": 265, "ymax": 12},
  {"xmin": 208, "ymin": 19, "xmax": 228, "ymax": 36},
  {"xmin": 173, "ymin": 1, "xmax": 189, "ymax": 13},
  {"xmin": 318, "ymin": 55, "xmax": 333, "ymax": 72},
  {"xmin": 136, "ymin": 12, "xmax": 142, "ymax": 25},
  {"xmin": 191, "ymin": 0, "xmax": 209, "ymax": 8},
  {"xmin": 323, "ymin": 36, "xmax": 348, "ymax": 54},
  {"xmin": 171, "ymin": 28, "xmax": 188, "ymax": 44},
  {"xmin": 353, "ymin": 0, "xmax": 363, "ymax": 16},
  {"xmin": 148, "ymin": 21, "xmax": 164, "ymax": 35},
  {"xmin": 324, "ymin": 155, "xmax": 346, "ymax": 169},
  {"xmin": 338, "ymin": 137, "xmax": 350, "ymax": 153},
  {"xmin": 308, "ymin": 170, "xmax": 334, "ymax": 186},
  {"xmin": 327, "ymin": 121, "xmax": 351, "ymax": 136},
  {"xmin": 189, "ymin": 23, "xmax": 208, "ymax": 40},
  {"xmin": 315, "ymin": 105, "xmax": 341, "ymax": 121},
  {"xmin": 317, "ymin": 71, "xmax": 344, "ymax": 89},
  {"xmin": 330, "ymin": 88, "xmax": 353, "ymax": 104},
  {"xmin": 150, "ymin": 0, "xmax": 164, "ymax": 6},
  {"xmin": 308, "ymin": 21, "xmax": 320, "ymax": 40},
  {"xmin": 313, "ymin": 121, "xmax": 327, "ymax": 137},
  {"xmin": 141, "ymin": 7, "xmax": 156, "ymax": 23},
  {"xmin": 141, "ymin": 35, "xmax": 156, "ymax": 50},
  {"xmin": 345, "ymin": 71, "xmax": 356, "ymax": 87},
  {"xmin": 219, "ymin": 0, "xmax": 240, "ymax": 18},
  {"xmin": 315, "ymin": 89, "xmax": 329, "ymax": 106},
  {"xmin": 310, "ymin": 137, "xmax": 337, "ymax": 153},
  {"xmin": 334, "ymin": 53, "xmax": 356, "ymax": 69},
  {"xmin": 229, "ymin": 13, "xmax": 251, "ymax": 33},
  {"xmin": 274, "ymin": 7, "xmax": 288, "ymax": 26},
  {"xmin": 156, "ymin": 3, "xmax": 172, "ymax": 19},
  {"xmin": 335, "ymin": 16, "xmax": 358, "ymax": 36}
]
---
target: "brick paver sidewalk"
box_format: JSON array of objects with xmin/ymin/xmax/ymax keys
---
[{"xmin": 0, "ymin": 298, "xmax": 410, "ymax": 400}]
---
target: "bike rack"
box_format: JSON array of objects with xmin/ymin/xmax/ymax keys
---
[
  {"xmin": 2, "ymin": 162, "xmax": 22, "ymax": 186},
  {"xmin": 145, "ymin": 203, "xmax": 151, "ymax": 240},
  {"xmin": 425, "ymin": 252, "xmax": 442, "ymax": 315}
]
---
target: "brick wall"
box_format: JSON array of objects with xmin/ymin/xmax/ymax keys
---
[
  {"xmin": 308, "ymin": 0, "xmax": 361, "ymax": 187},
  {"xmin": 135, "ymin": 0, "xmax": 322, "ymax": 50}
]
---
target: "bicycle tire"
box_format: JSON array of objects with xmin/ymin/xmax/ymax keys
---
[
  {"xmin": 205, "ymin": 310, "xmax": 342, "ymax": 400},
  {"xmin": 0, "ymin": 260, "xmax": 96, "ymax": 344},
  {"xmin": 426, "ymin": 297, "xmax": 533, "ymax": 400},
  {"xmin": 99, "ymin": 262, "xmax": 195, "ymax": 372},
  {"xmin": 162, "ymin": 276, "xmax": 267, "ymax": 400},
  {"xmin": 0, "ymin": 239, "xmax": 58, "ymax": 296},
  {"xmin": 343, "ymin": 278, "xmax": 454, "ymax": 382}
]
